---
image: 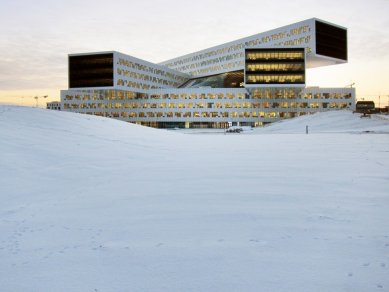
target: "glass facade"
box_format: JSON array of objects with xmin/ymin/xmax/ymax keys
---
[
  {"xmin": 245, "ymin": 48, "xmax": 305, "ymax": 85},
  {"xmin": 61, "ymin": 87, "xmax": 355, "ymax": 128},
  {"xmin": 180, "ymin": 70, "xmax": 244, "ymax": 88}
]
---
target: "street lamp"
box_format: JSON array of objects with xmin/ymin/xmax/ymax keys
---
[{"xmin": 33, "ymin": 95, "xmax": 48, "ymax": 107}]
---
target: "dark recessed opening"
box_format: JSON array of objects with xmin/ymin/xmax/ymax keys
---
[
  {"xmin": 315, "ymin": 20, "xmax": 347, "ymax": 61},
  {"xmin": 69, "ymin": 53, "xmax": 114, "ymax": 88}
]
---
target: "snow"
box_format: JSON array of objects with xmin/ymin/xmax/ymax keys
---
[
  {"xmin": 0, "ymin": 105, "xmax": 389, "ymax": 292},
  {"xmin": 252, "ymin": 110, "xmax": 389, "ymax": 134}
]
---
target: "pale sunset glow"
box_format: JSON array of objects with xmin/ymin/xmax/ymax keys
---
[{"xmin": 0, "ymin": 0, "xmax": 388, "ymax": 107}]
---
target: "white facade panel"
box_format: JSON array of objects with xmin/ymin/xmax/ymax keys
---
[
  {"xmin": 114, "ymin": 52, "xmax": 189, "ymax": 92},
  {"xmin": 160, "ymin": 18, "xmax": 347, "ymax": 77}
]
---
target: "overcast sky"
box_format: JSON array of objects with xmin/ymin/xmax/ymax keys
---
[{"xmin": 1, "ymin": 0, "xmax": 388, "ymax": 106}]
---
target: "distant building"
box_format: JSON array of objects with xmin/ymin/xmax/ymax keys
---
[
  {"xmin": 61, "ymin": 18, "xmax": 355, "ymax": 128},
  {"xmin": 47, "ymin": 101, "xmax": 61, "ymax": 110}
]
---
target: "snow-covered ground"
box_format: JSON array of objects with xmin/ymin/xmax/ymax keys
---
[
  {"xmin": 1, "ymin": 105, "xmax": 388, "ymax": 292},
  {"xmin": 252, "ymin": 110, "xmax": 389, "ymax": 134}
]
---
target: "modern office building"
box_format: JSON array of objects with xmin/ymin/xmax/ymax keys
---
[{"xmin": 61, "ymin": 18, "xmax": 355, "ymax": 128}]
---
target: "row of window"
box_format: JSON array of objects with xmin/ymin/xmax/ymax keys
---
[
  {"xmin": 256, "ymin": 26, "xmax": 311, "ymax": 44},
  {"xmin": 117, "ymin": 69, "xmax": 185, "ymax": 88},
  {"xmin": 283, "ymin": 37, "xmax": 310, "ymax": 46},
  {"xmin": 250, "ymin": 90, "xmax": 352, "ymax": 99},
  {"xmin": 290, "ymin": 25, "xmax": 311, "ymax": 35},
  {"xmin": 64, "ymin": 91, "xmax": 352, "ymax": 102},
  {"xmin": 75, "ymin": 110, "xmax": 328, "ymax": 120},
  {"xmin": 117, "ymin": 58, "xmax": 187, "ymax": 83},
  {"xmin": 117, "ymin": 79, "xmax": 160, "ymax": 90},
  {"xmin": 65, "ymin": 102, "xmax": 253, "ymax": 109},
  {"xmin": 64, "ymin": 92, "xmax": 247, "ymax": 101},
  {"xmin": 63, "ymin": 102, "xmax": 349, "ymax": 110},
  {"xmin": 246, "ymin": 51, "xmax": 304, "ymax": 61},
  {"xmin": 246, "ymin": 75, "xmax": 305, "ymax": 83},
  {"xmin": 246, "ymin": 63, "xmax": 304, "ymax": 72}
]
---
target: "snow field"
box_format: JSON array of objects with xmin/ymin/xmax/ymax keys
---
[{"xmin": 0, "ymin": 106, "xmax": 388, "ymax": 291}]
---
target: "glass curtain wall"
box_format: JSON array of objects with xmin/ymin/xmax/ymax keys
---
[{"xmin": 245, "ymin": 48, "xmax": 305, "ymax": 85}]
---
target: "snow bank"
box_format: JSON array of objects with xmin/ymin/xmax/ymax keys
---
[
  {"xmin": 252, "ymin": 110, "xmax": 389, "ymax": 134},
  {"xmin": 1, "ymin": 106, "xmax": 389, "ymax": 292}
]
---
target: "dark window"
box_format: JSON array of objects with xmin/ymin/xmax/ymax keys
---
[
  {"xmin": 69, "ymin": 53, "xmax": 114, "ymax": 88},
  {"xmin": 315, "ymin": 20, "xmax": 347, "ymax": 61},
  {"xmin": 179, "ymin": 70, "xmax": 244, "ymax": 88}
]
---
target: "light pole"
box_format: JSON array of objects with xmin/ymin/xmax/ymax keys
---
[
  {"xmin": 33, "ymin": 95, "xmax": 48, "ymax": 107},
  {"xmin": 386, "ymin": 95, "xmax": 389, "ymax": 115}
]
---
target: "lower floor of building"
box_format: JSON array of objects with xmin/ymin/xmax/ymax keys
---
[
  {"xmin": 60, "ymin": 87, "xmax": 356, "ymax": 128},
  {"xmin": 137, "ymin": 121, "xmax": 257, "ymax": 129}
]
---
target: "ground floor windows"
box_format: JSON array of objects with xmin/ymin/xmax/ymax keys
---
[{"xmin": 61, "ymin": 87, "xmax": 355, "ymax": 129}]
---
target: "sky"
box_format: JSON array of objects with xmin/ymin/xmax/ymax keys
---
[{"xmin": 0, "ymin": 0, "xmax": 388, "ymax": 107}]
